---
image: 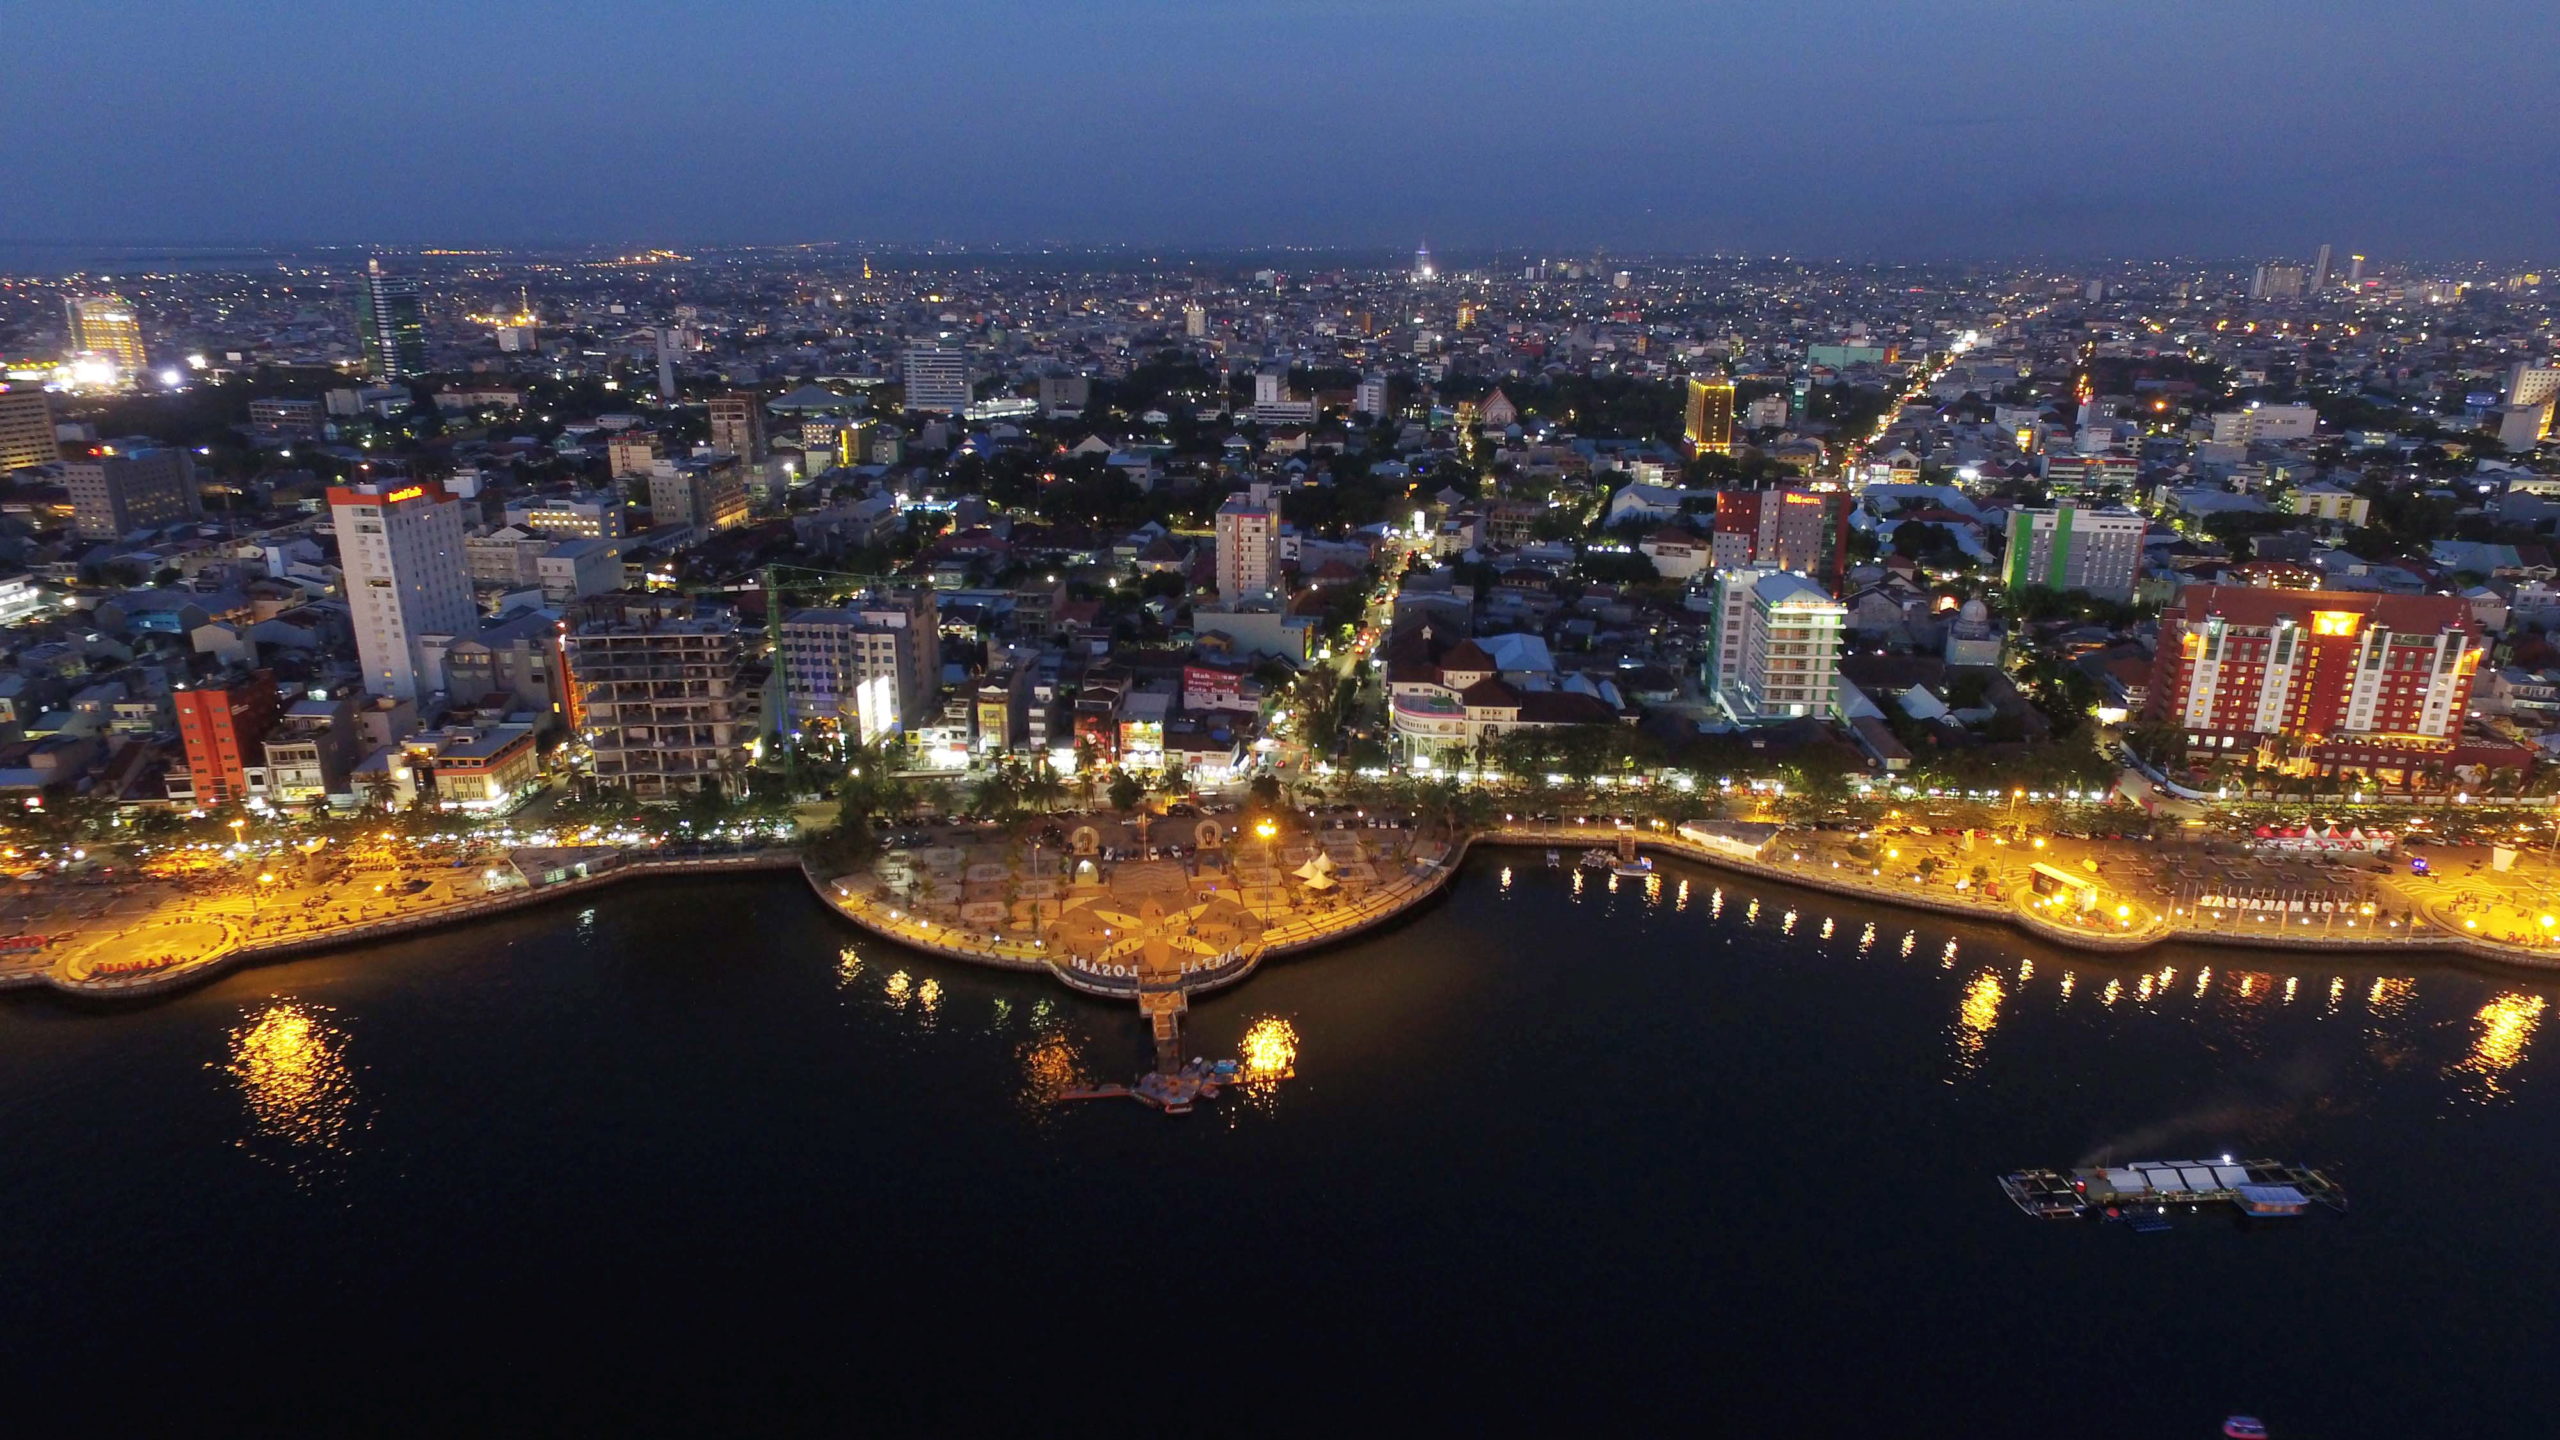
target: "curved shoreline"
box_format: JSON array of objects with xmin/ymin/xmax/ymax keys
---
[
  {"xmin": 1465, "ymin": 824, "xmax": 2560, "ymax": 973},
  {"xmin": 28, "ymin": 816, "xmax": 2560, "ymax": 1010},
  {"xmin": 3, "ymin": 852, "xmax": 801, "ymax": 1002}
]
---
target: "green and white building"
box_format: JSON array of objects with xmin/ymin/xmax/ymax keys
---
[{"xmin": 2002, "ymin": 504, "xmax": 2146, "ymax": 602}]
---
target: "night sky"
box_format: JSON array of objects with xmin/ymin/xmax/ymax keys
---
[{"xmin": 10, "ymin": 0, "xmax": 2556, "ymax": 257}]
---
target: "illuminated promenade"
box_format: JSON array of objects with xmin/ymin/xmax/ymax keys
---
[{"xmin": 26, "ymin": 808, "xmax": 2560, "ymax": 1019}]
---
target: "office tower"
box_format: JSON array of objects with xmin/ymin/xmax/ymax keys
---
[
  {"xmin": 355, "ymin": 259, "xmax": 427, "ymax": 380},
  {"xmin": 707, "ymin": 391, "xmax": 768, "ymax": 461},
  {"xmin": 901, "ymin": 347, "xmax": 971, "ymax": 413},
  {"xmin": 2311, "ymin": 244, "xmax": 2333, "ymax": 292},
  {"xmin": 1413, "ymin": 241, "xmax": 1434, "ymax": 281},
  {"xmin": 65, "ymin": 445, "xmax": 201, "ymax": 539},
  {"xmin": 172, "ymin": 672, "xmax": 282, "ymax": 805},
  {"xmin": 1355, "ymin": 373, "xmax": 1391, "ymax": 420},
  {"xmin": 2348, "ymin": 254, "xmax": 2366, "ymax": 287},
  {"xmin": 1706, "ymin": 568, "xmax": 1845, "ymax": 723},
  {"xmin": 2003, "ymin": 505, "xmax": 2147, "ymax": 601},
  {"xmin": 776, "ymin": 587, "xmax": 941, "ymax": 743},
  {"xmin": 1684, "ymin": 374, "xmax": 1735, "ymax": 455},
  {"xmin": 0, "ymin": 386, "xmax": 57, "ymax": 472},
  {"xmin": 647, "ymin": 457, "xmax": 748, "ymax": 533},
  {"xmin": 1215, "ymin": 481, "xmax": 1283, "ymax": 603},
  {"xmin": 1183, "ymin": 303, "xmax": 1207, "ymax": 337},
  {"xmin": 329, "ymin": 477, "xmax": 477, "ymax": 699},
  {"xmin": 2145, "ymin": 588, "xmax": 2484, "ymax": 779},
  {"xmin": 1710, "ymin": 487, "xmax": 1850, "ymax": 587},
  {"xmin": 562, "ymin": 602, "xmax": 751, "ymax": 800},
  {"xmin": 63, "ymin": 294, "xmax": 147, "ymax": 374}
]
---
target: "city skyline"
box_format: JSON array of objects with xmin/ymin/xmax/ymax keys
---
[{"xmin": 9, "ymin": 1, "xmax": 2559, "ymax": 261}]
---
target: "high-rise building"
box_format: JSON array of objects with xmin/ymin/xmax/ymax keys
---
[
  {"xmin": 1705, "ymin": 568, "xmax": 1845, "ymax": 723},
  {"xmin": 1355, "ymin": 373, "xmax": 1391, "ymax": 420},
  {"xmin": 329, "ymin": 477, "xmax": 477, "ymax": 699},
  {"xmin": 1182, "ymin": 303, "xmax": 1207, "ymax": 338},
  {"xmin": 2250, "ymin": 263, "xmax": 2306, "ymax": 301},
  {"xmin": 1413, "ymin": 241, "xmax": 1434, "ymax": 281},
  {"xmin": 606, "ymin": 429, "xmax": 665, "ymax": 478},
  {"xmin": 2311, "ymin": 244, "xmax": 2333, "ymax": 293},
  {"xmin": 647, "ymin": 457, "xmax": 748, "ymax": 533},
  {"xmin": 901, "ymin": 347, "xmax": 971, "ymax": 413},
  {"xmin": 2145, "ymin": 587, "xmax": 2501, "ymax": 782},
  {"xmin": 172, "ymin": 671, "xmax": 282, "ymax": 806},
  {"xmin": 1684, "ymin": 374, "xmax": 1735, "ymax": 455},
  {"xmin": 2002, "ymin": 505, "xmax": 2147, "ymax": 601},
  {"xmin": 356, "ymin": 260, "xmax": 427, "ymax": 380},
  {"xmin": 63, "ymin": 294, "xmax": 146, "ymax": 375},
  {"xmin": 2507, "ymin": 363, "xmax": 2560, "ymax": 411},
  {"xmin": 562, "ymin": 602, "xmax": 752, "ymax": 801},
  {"xmin": 1215, "ymin": 481, "xmax": 1283, "ymax": 603},
  {"xmin": 2347, "ymin": 254, "xmax": 2367, "ymax": 288},
  {"xmin": 65, "ymin": 444, "xmax": 201, "ymax": 539},
  {"xmin": 707, "ymin": 391, "xmax": 768, "ymax": 462},
  {"xmin": 1709, "ymin": 487, "xmax": 1849, "ymax": 587},
  {"xmin": 0, "ymin": 386, "xmax": 57, "ymax": 472},
  {"xmin": 654, "ymin": 326, "xmax": 679, "ymax": 401},
  {"xmin": 776, "ymin": 588, "xmax": 941, "ymax": 744}
]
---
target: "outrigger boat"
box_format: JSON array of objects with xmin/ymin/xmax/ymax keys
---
[{"xmin": 2000, "ymin": 1158, "xmax": 2346, "ymax": 1221}]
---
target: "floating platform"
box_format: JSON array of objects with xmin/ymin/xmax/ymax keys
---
[
  {"xmin": 1057, "ymin": 1058, "xmax": 1240, "ymax": 1114},
  {"xmin": 2000, "ymin": 1159, "xmax": 2347, "ymax": 1220}
]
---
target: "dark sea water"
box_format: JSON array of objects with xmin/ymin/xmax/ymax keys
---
[{"xmin": 3, "ymin": 854, "xmax": 2549, "ymax": 1437}]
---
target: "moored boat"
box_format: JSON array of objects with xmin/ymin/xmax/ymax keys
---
[{"xmin": 1999, "ymin": 1159, "xmax": 2346, "ymax": 1220}]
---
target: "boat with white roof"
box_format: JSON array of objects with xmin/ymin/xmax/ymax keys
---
[{"xmin": 1999, "ymin": 1157, "xmax": 2346, "ymax": 1220}]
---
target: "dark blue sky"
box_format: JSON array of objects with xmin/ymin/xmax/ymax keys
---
[{"xmin": 10, "ymin": 0, "xmax": 2556, "ymax": 258}]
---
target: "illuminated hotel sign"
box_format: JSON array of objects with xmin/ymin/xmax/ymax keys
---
[
  {"xmin": 382, "ymin": 485, "xmax": 425, "ymax": 503},
  {"xmin": 2309, "ymin": 611, "xmax": 2361, "ymax": 637}
]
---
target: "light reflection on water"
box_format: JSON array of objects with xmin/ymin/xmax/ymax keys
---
[
  {"xmin": 1236, "ymin": 1015, "xmax": 1299, "ymax": 1098},
  {"xmin": 1952, "ymin": 970, "xmax": 2003, "ymax": 1072},
  {"xmin": 2456, "ymin": 994, "xmax": 2547, "ymax": 1101},
  {"xmin": 821, "ymin": 859, "xmax": 2558, "ymax": 1120},
  {"xmin": 221, "ymin": 999, "xmax": 365, "ymax": 1183}
]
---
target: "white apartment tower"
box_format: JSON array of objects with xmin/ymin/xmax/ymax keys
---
[
  {"xmin": 330, "ymin": 478, "xmax": 478, "ymax": 699},
  {"xmin": 1215, "ymin": 481, "xmax": 1283, "ymax": 603},
  {"xmin": 1707, "ymin": 568, "xmax": 1845, "ymax": 723},
  {"xmin": 901, "ymin": 347, "xmax": 971, "ymax": 413},
  {"xmin": 1355, "ymin": 373, "xmax": 1391, "ymax": 420}
]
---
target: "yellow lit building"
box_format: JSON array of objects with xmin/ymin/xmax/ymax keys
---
[
  {"xmin": 1684, "ymin": 374, "xmax": 1734, "ymax": 456},
  {"xmin": 0, "ymin": 386, "xmax": 57, "ymax": 472},
  {"xmin": 64, "ymin": 294, "xmax": 146, "ymax": 375}
]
